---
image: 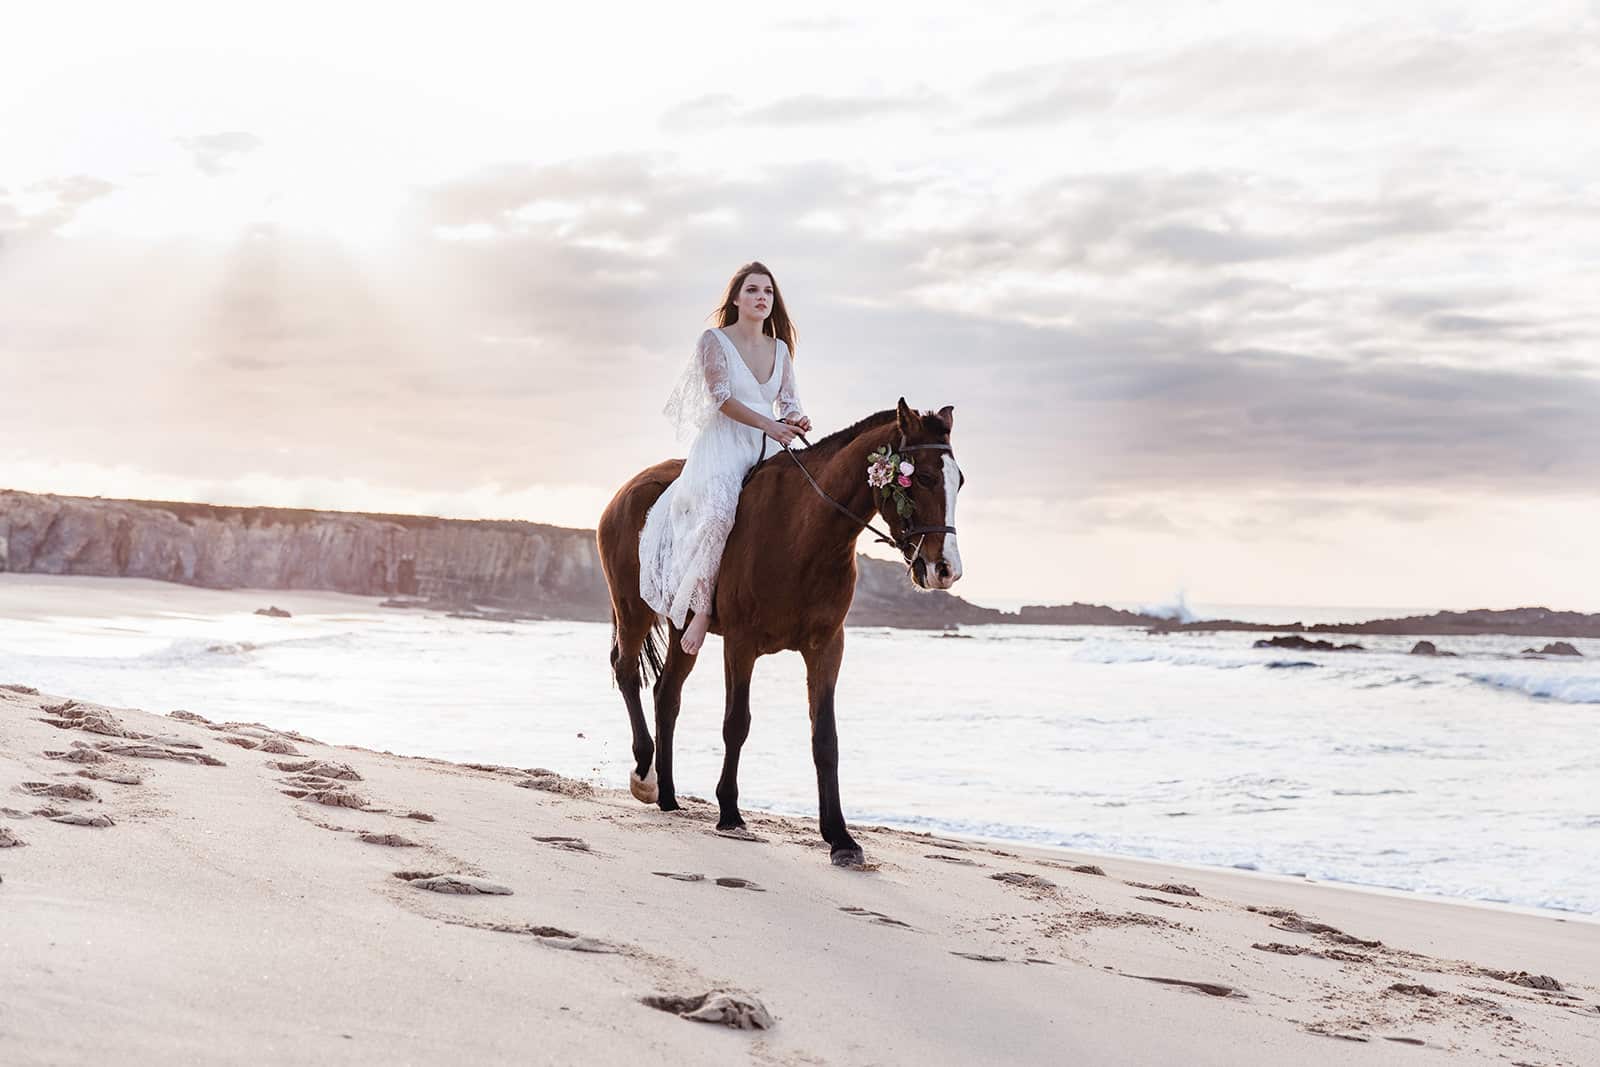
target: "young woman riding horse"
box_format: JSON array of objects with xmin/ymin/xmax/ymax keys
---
[{"xmin": 598, "ymin": 265, "xmax": 964, "ymax": 866}]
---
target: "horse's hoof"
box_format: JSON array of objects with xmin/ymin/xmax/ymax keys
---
[
  {"xmin": 831, "ymin": 847, "xmax": 866, "ymax": 869},
  {"xmin": 629, "ymin": 768, "xmax": 658, "ymax": 805}
]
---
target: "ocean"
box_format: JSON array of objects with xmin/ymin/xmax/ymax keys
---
[{"xmin": 2, "ymin": 574, "xmax": 1595, "ymax": 915}]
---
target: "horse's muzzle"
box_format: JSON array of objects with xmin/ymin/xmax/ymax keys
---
[{"xmin": 911, "ymin": 556, "xmax": 962, "ymax": 591}]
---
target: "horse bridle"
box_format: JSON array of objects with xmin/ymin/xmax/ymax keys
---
[{"xmin": 743, "ymin": 426, "xmax": 958, "ymax": 572}]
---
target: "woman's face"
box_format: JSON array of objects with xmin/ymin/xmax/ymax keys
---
[{"xmin": 733, "ymin": 273, "xmax": 774, "ymax": 322}]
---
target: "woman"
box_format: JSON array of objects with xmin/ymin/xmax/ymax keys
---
[{"xmin": 640, "ymin": 261, "xmax": 812, "ymax": 656}]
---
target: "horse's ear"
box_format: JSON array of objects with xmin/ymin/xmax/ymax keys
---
[
  {"xmin": 895, "ymin": 397, "xmax": 916, "ymax": 437},
  {"xmin": 937, "ymin": 405, "xmax": 954, "ymax": 432}
]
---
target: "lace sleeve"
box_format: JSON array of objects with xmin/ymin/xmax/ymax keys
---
[
  {"xmin": 662, "ymin": 329, "xmax": 733, "ymax": 442},
  {"xmin": 773, "ymin": 341, "xmax": 803, "ymax": 421}
]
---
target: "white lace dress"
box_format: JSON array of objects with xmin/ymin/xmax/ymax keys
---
[{"xmin": 639, "ymin": 326, "xmax": 804, "ymax": 630}]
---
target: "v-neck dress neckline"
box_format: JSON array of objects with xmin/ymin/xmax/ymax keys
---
[{"xmin": 713, "ymin": 326, "xmax": 780, "ymax": 386}]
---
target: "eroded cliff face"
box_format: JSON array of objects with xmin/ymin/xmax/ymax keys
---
[
  {"xmin": 0, "ymin": 490, "xmax": 611, "ymax": 619},
  {"xmin": 0, "ymin": 490, "xmax": 999, "ymax": 628}
]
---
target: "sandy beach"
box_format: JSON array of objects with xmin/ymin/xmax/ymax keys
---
[{"xmin": 2, "ymin": 684, "xmax": 1595, "ymax": 1065}]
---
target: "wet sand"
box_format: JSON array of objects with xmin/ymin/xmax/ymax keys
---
[{"xmin": 2, "ymin": 684, "xmax": 1596, "ymax": 1065}]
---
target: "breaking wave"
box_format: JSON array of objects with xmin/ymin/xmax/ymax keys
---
[{"xmin": 1463, "ymin": 668, "xmax": 1600, "ymax": 705}]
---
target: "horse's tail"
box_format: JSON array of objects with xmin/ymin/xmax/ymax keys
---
[{"xmin": 609, "ymin": 607, "xmax": 668, "ymax": 691}]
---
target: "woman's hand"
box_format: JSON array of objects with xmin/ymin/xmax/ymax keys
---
[
  {"xmin": 784, "ymin": 414, "xmax": 813, "ymax": 433},
  {"xmin": 767, "ymin": 419, "xmax": 800, "ymax": 447}
]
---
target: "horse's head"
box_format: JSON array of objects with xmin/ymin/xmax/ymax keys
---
[{"xmin": 878, "ymin": 397, "xmax": 964, "ymax": 591}]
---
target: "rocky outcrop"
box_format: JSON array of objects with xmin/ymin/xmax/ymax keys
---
[
  {"xmin": 1253, "ymin": 635, "xmax": 1365, "ymax": 652},
  {"xmin": 1521, "ymin": 642, "xmax": 1583, "ymax": 657},
  {"xmin": 1409, "ymin": 641, "xmax": 1457, "ymax": 657},
  {"xmin": 0, "ymin": 490, "xmax": 998, "ymax": 629}
]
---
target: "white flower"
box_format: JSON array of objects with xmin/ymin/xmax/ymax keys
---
[{"xmin": 899, "ymin": 461, "xmax": 914, "ymax": 475}]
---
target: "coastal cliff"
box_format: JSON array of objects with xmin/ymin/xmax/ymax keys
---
[{"xmin": 0, "ymin": 489, "xmax": 1001, "ymax": 628}]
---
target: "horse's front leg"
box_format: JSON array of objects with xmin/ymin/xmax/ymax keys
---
[
  {"xmin": 803, "ymin": 628, "xmax": 862, "ymax": 866},
  {"xmin": 714, "ymin": 640, "xmax": 757, "ymax": 831},
  {"xmin": 652, "ymin": 624, "xmax": 698, "ymax": 812}
]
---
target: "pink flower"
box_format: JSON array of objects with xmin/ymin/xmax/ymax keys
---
[
  {"xmin": 897, "ymin": 473, "xmax": 912, "ymax": 487},
  {"xmin": 899, "ymin": 460, "xmax": 914, "ymax": 475}
]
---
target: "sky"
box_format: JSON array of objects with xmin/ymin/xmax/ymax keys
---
[{"xmin": 2, "ymin": 0, "xmax": 1598, "ymax": 612}]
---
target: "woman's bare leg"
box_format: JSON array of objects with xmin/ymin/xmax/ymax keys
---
[
  {"xmin": 680, "ymin": 610, "xmax": 710, "ymax": 655},
  {"xmin": 680, "ymin": 577, "xmax": 713, "ymax": 655}
]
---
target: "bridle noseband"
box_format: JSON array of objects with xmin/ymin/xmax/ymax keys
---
[{"xmin": 743, "ymin": 428, "xmax": 958, "ymax": 573}]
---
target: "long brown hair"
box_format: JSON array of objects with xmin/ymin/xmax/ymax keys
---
[{"xmin": 710, "ymin": 261, "xmax": 798, "ymax": 357}]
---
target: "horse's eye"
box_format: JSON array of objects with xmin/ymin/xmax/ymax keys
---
[{"xmin": 916, "ymin": 471, "xmax": 937, "ymax": 487}]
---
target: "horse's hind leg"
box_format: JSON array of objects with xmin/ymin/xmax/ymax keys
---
[{"xmin": 610, "ymin": 609, "xmax": 660, "ymax": 804}]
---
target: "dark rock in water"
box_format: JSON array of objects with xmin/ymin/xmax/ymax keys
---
[
  {"xmin": 1409, "ymin": 641, "xmax": 1458, "ymax": 656},
  {"xmin": 254, "ymin": 606, "xmax": 292, "ymax": 618},
  {"xmin": 1521, "ymin": 642, "xmax": 1582, "ymax": 657},
  {"xmin": 1254, "ymin": 635, "xmax": 1364, "ymax": 652}
]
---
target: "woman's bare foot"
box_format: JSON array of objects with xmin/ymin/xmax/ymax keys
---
[{"xmin": 680, "ymin": 612, "xmax": 711, "ymax": 656}]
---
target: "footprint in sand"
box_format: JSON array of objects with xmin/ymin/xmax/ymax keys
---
[
  {"xmin": 1126, "ymin": 880, "xmax": 1201, "ymax": 897},
  {"xmin": 925, "ymin": 852, "xmax": 983, "ymax": 867},
  {"xmin": 282, "ymin": 787, "xmax": 369, "ymax": 808},
  {"xmin": 76, "ymin": 769, "xmax": 142, "ymax": 785},
  {"xmin": 359, "ymin": 832, "xmax": 419, "ymax": 847},
  {"xmin": 43, "ymin": 742, "xmax": 108, "ymax": 764},
  {"xmin": 712, "ymin": 826, "xmax": 768, "ymax": 843},
  {"xmin": 950, "ymin": 951, "xmax": 1008, "ymax": 963},
  {"xmin": 20, "ymin": 781, "xmax": 99, "ymax": 802},
  {"xmin": 95, "ymin": 741, "xmax": 225, "ymax": 766},
  {"xmin": 47, "ymin": 812, "xmax": 116, "ymax": 828},
  {"xmin": 1123, "ymin": 973, "xmax": 1244, "ymax": 999},
  {"xmin": 1135, "ymin": 894, "xmax": 1205, "ymax": 911},
  {"xmin": 393, "ymin": 871, "xmax": 513, "ymax": 895},
  {"xmin": 652, "ymin": 871, "xmax": 706, "ymax": 882},
  {"xmin": 991, "ymin": 871, "xmax": 1056, "ymax": 892},
  {"xmin": 533, "ymin": 835, "xmax": 594, "ymax": 853},
  {"xmin": 641, "ymin": 991, "xmax": 774, "ymax": 1031},
  {"xmin": 713, "ymin": 877, "xmax": 765, "ymax": 892},
  {"xmin": 0, "ymin": 827, "xmax": 25, "ymax": 847},
  {"xmin": 272, "ymin": 759, "xmax": 361, "ymax": 781},
  {"xmin": 838, "ymin": 905, "xmax": 912, "ymax": 929},
  {"xmin": 514, "ymin": 772, "xmax": 594, "ymax": 798},
  {"xmin": 438, "ymin": 917, "xmax": 622, "ymax": 955}
]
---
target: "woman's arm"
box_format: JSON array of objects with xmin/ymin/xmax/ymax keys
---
[
  {"xmin": 720, "ymin": 397, "xmax": 799, "ymax": 446},
  {"xmin": 773, "ymin": 345, "xmax": 811, "ymax": 432}
]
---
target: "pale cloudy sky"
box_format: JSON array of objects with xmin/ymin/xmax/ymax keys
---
[{"xmin": 2, "ymin": 1, "xmax": 1598, "ymax": 611}]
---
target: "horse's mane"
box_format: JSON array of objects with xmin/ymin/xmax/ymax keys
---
[
  {"xmin": 805, "ymin": 409, "xmax": 899, "ymax": 457},
  {"xmin": 747, "ymin": 409, "xmax": 896, "ymax": 478}
]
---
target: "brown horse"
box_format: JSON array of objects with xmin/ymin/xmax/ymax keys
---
[{"xmin": 596, "ymin": 398, "xmax": 965, "ymax": 866}]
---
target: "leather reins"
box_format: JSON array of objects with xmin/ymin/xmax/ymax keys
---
[{"xmin": 742, "ymin": 426, "xmax": 957, "ymax": 570}]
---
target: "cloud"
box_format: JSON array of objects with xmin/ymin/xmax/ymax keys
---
[
  {"xmin": 3, "ymin": 150, "xmax": 1596, "ymax": 520},
  {"xmin": 661, "ymin": 90, "xmax": 944, "ymax": 131},
  {"xmin": 968, "ymin": 24, "xmax": 1595, "ymax": 126},
  {"xmin": 176, "ymin": 131, "xmax": 263, "ymax": 176},
  {"xmin": 0, "ymin": 175, "xmax": 117, "ymax": 242}
]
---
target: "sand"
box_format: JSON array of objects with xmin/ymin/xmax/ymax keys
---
[{"xmin": 2, "ymin": 684, "xmax": 1596, "ymax": 1066}]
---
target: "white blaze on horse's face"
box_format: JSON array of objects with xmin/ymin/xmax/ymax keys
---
[{"xmin": 937, "ymin": 454, "xmax": 963, "ymax": 588}]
